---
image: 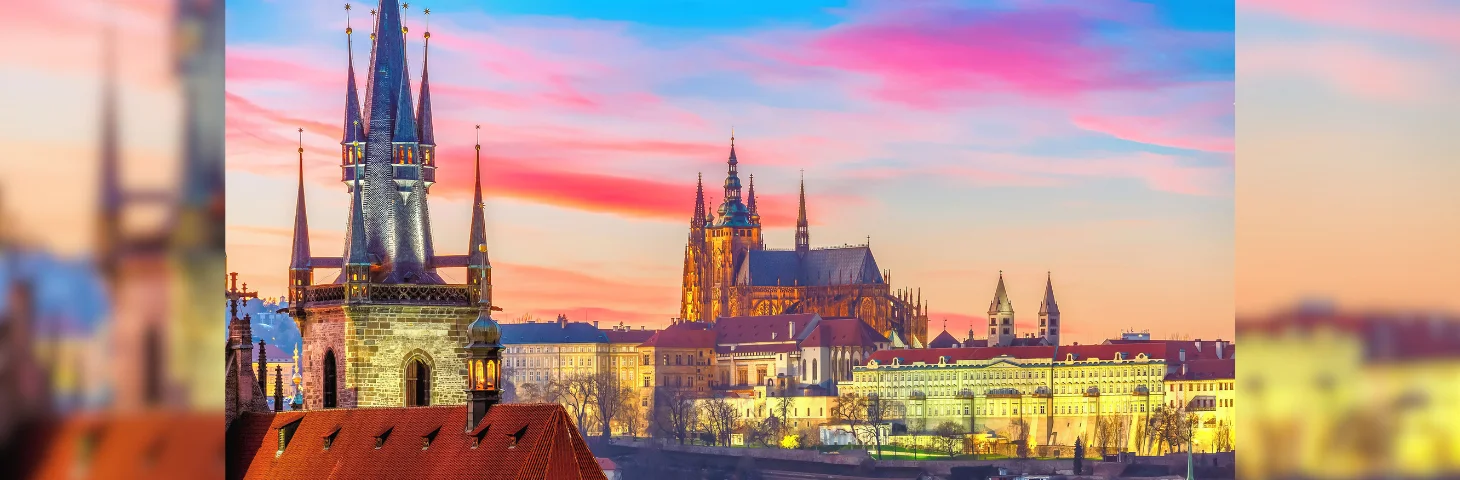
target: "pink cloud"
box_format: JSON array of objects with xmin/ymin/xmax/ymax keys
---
[
  {"xmin": 772, "ymin": 8, "xmax": 1157, "ymax": 108},
  {"xmin": 1072, "ymin": 107, "xmax": 1234, "ymax": 153}
]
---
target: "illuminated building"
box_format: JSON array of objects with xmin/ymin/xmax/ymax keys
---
[{"xmin": 677, "ymin": 138, "xmax": 929, "ymax": 345}]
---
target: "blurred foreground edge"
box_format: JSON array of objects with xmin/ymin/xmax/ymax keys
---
[
  {"xmin": 1238, "ymin": 303, "xmax": 1460, "ymax": 480},
  {"xmin": 0, "ymin": 0, "xmax": 225, "ymax": 478}
]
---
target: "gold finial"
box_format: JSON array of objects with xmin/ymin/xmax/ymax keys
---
[
  {"xmin": 730, "ymin": 126, "xmax": 735, "ymax": 146},
  {"xmin": 345, "ymin": 3, "xmax": 353, "ymax": 34},
  {"xmin": 475, "ymin": 124, "xmax": 481, "ymax": 150},
  {"xmin": 402, "ymin": 3, "xmax": 409, "ymax": 33},
  {"xmin": 423, "ymin": 8, "xmax": 430, "ymax": 39},
  {"xmin": 297, "ymin": 128, "xmax": 304, "ymax": 153}
]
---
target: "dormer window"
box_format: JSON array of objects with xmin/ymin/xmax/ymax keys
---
[
  {"xmin": 375, "ymin": 427, "xmax": 393, "ymax": 449},
  {"xmin": 322, "ymin": 427, "xmax": 340, "ymax": 450},
  {"xmin": 277, "ymin": 419, "xmax": 302, "ymax": 457},
  {"xmin": 421, "ymin": 427, "xmax": 440, "ymax": 450},
  {"xmin": 508, "ymin": 426, "xmax": 528, "ymax": 449},
  {"xmin": 472, "ymin": 425, "xmax": 490, "ymax": 449}
]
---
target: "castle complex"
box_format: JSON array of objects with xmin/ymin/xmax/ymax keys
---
[{"xmin": 678, "ymin": 138, "xmax": 929, "ymax": 346}]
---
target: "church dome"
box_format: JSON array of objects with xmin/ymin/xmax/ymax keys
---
[{"xmin": 467, "ymin": 309, "xmax": 501, "ymax": 344}]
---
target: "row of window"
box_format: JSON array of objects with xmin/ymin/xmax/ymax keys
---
[{"xmin": 1169, "ymin": 381, "xmax": 1234, "ymax": 392}]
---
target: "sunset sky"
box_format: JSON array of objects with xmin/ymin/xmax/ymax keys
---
[
  {"xmin": 1236, "ymin": 0, "xmax": 1460, "ymax": 316},
  {"xmin": 222, "ymin": 0, "xmax": 1235, "ymax": 343}
]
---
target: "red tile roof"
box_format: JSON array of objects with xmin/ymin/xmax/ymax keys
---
[
  {"xmin": 800, "ymin": 317, "xmax": 888, "ymax": 348},
  {"xmin": 713, "ymin": 313, "xmax": 819, "ymax": 345},
  {"xmin": 595, "ymin": 457, "xmax": 617, "ymax": 471},
  {"xmin": 227, "ymin": 404, "xmax": 606, "ymax": 480},
  {"xmin": 601, "ymin": 328, "xmax": 656, "ymax": 345},
  {"xmin": 1168, "ymin": 358, "xmax": 1235, "ymax": 380},
  {"xmin": 866, "ymin": 343, "xmax": 1169, "ymax": 366},
  {"xmin": 638, "ymin": 325, "xmax": 716, "ymax": 349}
]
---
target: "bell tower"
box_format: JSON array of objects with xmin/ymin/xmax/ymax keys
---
[
  {"xmin": 1039, "ymin": 272, "xmax": 1060, "ymax": 346},
  {"xmin": 987, "ymin": 271, "xmax": 1015, "ymax": 347}
]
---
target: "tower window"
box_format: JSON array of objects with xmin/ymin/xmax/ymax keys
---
[
  {"xmin": 405, "ymin": 358, "xmax": 431, "ymax": 407},
  {"xmin": 322, "ymin": 350, "xmax": 338, "ymax": 408}
]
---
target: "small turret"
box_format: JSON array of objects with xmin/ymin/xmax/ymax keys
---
[
  {"xmin": 289, "ymin": 130, "xmax": 313, "ymax": 314},
  {"xmin": 466, "ymin": 126, "xmax": 492, "ymax": 304},
  {"xmin": 344, "ymin": 162, "xmax": 372, "ymax": 300},
  {"xmin": 465, "ymin": 303, "xmax": 502, "ymax": 430}
]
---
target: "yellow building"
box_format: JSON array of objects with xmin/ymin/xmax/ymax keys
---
[
  {"xmin": 841, "ymin": 343, "xmax": 1178, "ymax": 454},
  {"xmin": 1239, "ymin": 310, "xmax": 1460, "ymax": 480},
  {"xmin": 499, "ymin": 315, "xmax": 615, "ymax": 392}
]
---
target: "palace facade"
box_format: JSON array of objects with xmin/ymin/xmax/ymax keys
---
[{"xmin": 678, "ymin": 137, "xmax": 929, "ymax": 345}]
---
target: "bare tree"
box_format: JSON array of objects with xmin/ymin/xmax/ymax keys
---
[
  {"xmin": 932, "ymin": 421, "xmax": 965, "ymax": 457},
  {"xmin": 618, "ymin": 389, "xmax": 643, "ymax": 438},
  {"xmin": 1006, "ymin": 417, "xmax": 1031, "ymax": 459},
  {"xmin": 652, "ymin": 388, "xmax": 696, "ymax": 444},
  {"xmin": 831, "ymin": 392, "xmax": 886, "ymax": 457},
  {"xmin": 703, "ymin": 397, "xmax": 739, "ymax": 446},
  {"xmin": 770, "ymin": 394, "xmax": 794, "ymax": 443},
  {"xmin": 588, "ymin": 371, "xmax": 630, "ymax": 440},
  {"xmin": 554, "ymin": 373, "xmax": 595, "ymax": 435},
  {"xmin": 1214, "ymin": 419, "xmax": 1233, "ymax": 452}
]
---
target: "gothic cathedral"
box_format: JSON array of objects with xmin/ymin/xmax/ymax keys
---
[{"xmin": 679, "ymin": 135, "xmax": 930, "ymax": 345}]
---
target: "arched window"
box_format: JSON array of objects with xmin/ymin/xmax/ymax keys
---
[
  {"xmin": 322, "ymin": 350, "xmax": 338, "ymax": 408},
  {"xmin": 812, "ymin": 359, "xmax": 818, "ymax": 382},
  {"xmin": 405, "ymin": 358, "xmax": 431, "ymax": 407}
]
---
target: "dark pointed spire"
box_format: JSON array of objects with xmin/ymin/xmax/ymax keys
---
[
  {"xmin": 1039, "ymin": 271, "xmax": 1060, "ymax": 315},
  {"xmin": 342, "ymin": 4, "xmax": 366, "ymax": 144},
  {"xmin": 391, "ymin": 61, "xmax": 417, "ymax": 143},
  {"xmin": 347, "ymin": 162, "xmax": 371, "ymax": 266},
  {"xmin": 468, "ymin": 126, "xmax": 489, "ymax": 268},
  {"xmin": 747, "ymin": 174, "xmax": 758, "ymax": 217},
  {"xmin": 988, "ymin": 271, "xmax": 1013, "ymax": 316},
  {"xmin": 415, "ymin": 10, "xmax": 435, "ymax": 146},
  {"xmin": 795, "ymin": 170, "xmax": 809, "ymax": 256},
  {"xmin": 290, "ymin": 129, "xmax": 311, "ymax": 270},
  {"xmin": 715, "ymin": 128, "xmax": 751, "ymax": 226},
  {"xmin": 692, "ymin": 173, "xmax": 706, "ymax": 227}
]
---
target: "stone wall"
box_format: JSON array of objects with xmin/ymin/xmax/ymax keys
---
[
  {"xmin": 341, "ymin": 304, "xmax": 477, "ymax": 407},
  {"xmin": 299, "ymin": 309, "xmax": 348, "ymax": 409}
]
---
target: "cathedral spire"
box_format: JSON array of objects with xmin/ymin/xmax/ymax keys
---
[
  {"xmin": 467, "ymin": 126, "xmax": 489, "ymax": 268},
  {"xmin": 415, "ymin": 8, "xmax": 435, "ymax": 146},
  {"xmin": 795, "ymin": 170, "xmax": 809, "ymax": 256},
  {"xmin": 1039, "ymin": 271, "xmax": 1059, "ymax": 315},
  {"xmin": 747, "ymin": 174, "xmax": 759, "ymax": 224},
  {"xmin": 692, "ymin": 173, "xmax": 706, "ymax": 227},
  {"xmin": 391, "ymin": 65, "xmax": 418, "ymax": 143},
  {"xmin": 341, "ymin": 4, "xmax": 365, "ymax": 144},
  {"xmin": 290, "ymin": 129, "xmax": 311, "ymax": 270},
  {"xmin": 715, "ymin": 128, "xmax": 751, "ymax": 226}
]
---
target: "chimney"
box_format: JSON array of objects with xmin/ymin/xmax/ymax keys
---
[
  {"xmin": 1179, "ymin": 348, "xmax": 1186, "ymax": 362},
  {"xmin": 1195, "ymin": 342, "xmax": 1202, "ymax": 352},
  {"xmin": 594, "ymin": 321, "xmax": 599, "ymax": 328},
  {"xmin": 790, "ymin": 321, "xmax": 795, "ymax": 339},
  {"xmin": 1181, "ymin": 363, "xmax": 1188, "ymax": 377},
  {"xmin": 1216, "ymin": 341, "xmax": 1225, "ymax": 359}
]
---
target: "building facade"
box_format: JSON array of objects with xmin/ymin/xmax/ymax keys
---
[
  {"xmin": 677, "ymin": 137, "xmax": 929, "ymax": 345},
  {"xmin": 841, "ymin": 344, "xmax": 1171, "ymax": 452}
]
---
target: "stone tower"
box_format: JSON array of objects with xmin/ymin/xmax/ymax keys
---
[
  {"xmin": 290, "ymin": 0, "xmax": 485, "ymax": 409},
  {"xmin": 1038, "ymin": 272, "xmax": 1061, "ymax": 346},
  {"xmin": 987, "ymin": 272, "xmax": 1015, "ymax": 347},
  {"xmin": 703, "ymin": 132, "xmax": 762, "ymax": 321}
]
